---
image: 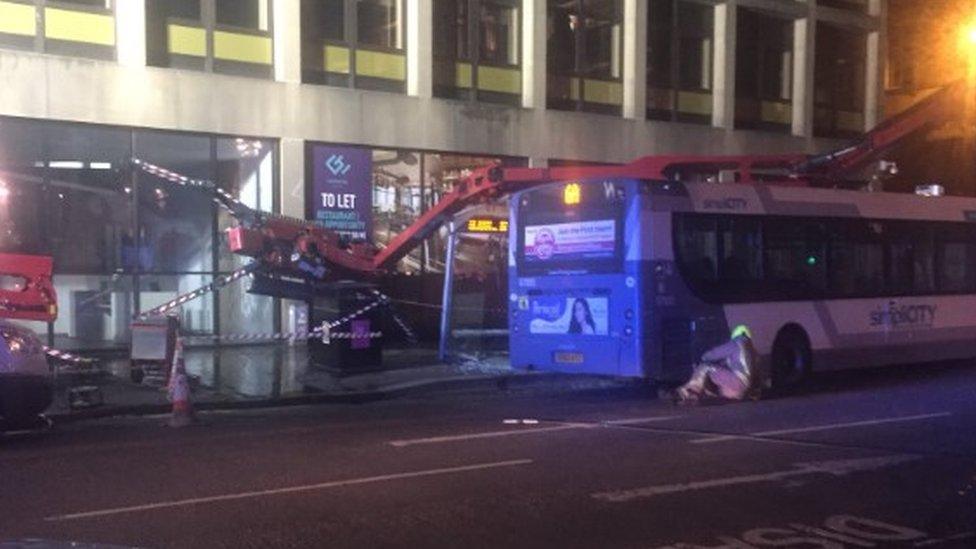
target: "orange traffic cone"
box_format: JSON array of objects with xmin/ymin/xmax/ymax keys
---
[{"xmin": 167, "ymin": 337, "xmax": 194, "ymax": 428}]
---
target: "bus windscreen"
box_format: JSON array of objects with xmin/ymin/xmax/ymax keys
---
[{"xmin": 517, "ymin": 180, "xmax": 625, "ymax": 275}]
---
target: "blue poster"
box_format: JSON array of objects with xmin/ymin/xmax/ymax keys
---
[{"xmin": 311, "ymin": 145, "xmax": 372, "ymax": 242}]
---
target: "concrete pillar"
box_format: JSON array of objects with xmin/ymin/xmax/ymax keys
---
[
  {"xmin": 278, "ymin": 137, "xmax": 306, "ymax": 331},
  {"xmin": 864, "ymin": 0, "xmax": 885, "ymax": 129},
  {"xmin": 273, "ymin": 0, "xmax": 302, "ymax": 83},
  {"xmin": 115, "ymin": 0, "xmax": 147, "ymax": 67},
  {"xmin": 712, "ymin": 0, "xmax": 736, "ymax": 129},
  {"xmin": 622, "ymin": 0, "xmax": 647, "ymax": 120},
  {"xmin": 522, "ymin": 0, "xmax": 547, "ymax": 109},
  {"xmin": 279, "ymin": 137, "xmax": 305, "ymax": 218},
  {"xmin": 791, "ymin": 7, "xmax": 816, "ymax": 138},
  {"xmin": 407, "ymin": 0, "xmax": 433, "ymax": 98}
]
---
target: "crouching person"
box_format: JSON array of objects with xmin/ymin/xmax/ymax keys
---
[{"xmin": 672, "ymin": 325, "xmax": 761, "ymax": 404}]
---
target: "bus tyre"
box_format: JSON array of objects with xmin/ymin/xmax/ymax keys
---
[{"xmin": 771, "ymin": 327, "xmax": 811, "ymax": 392}]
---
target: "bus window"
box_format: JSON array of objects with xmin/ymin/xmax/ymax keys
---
[
  {"xmin": 829, "ymin": 220, "xmax": 883, "ymax": 298},
  {"xmin": 675, "ymin": 215, "xmax": 718, "ymax": 282},
  {"xmin": 937, "ymin": 226, "xmax": 976, "ymax": 293},
  {"xmin": 763, "ymin": 218, "xmax": 827, "ymax": 297},
  {"xmin": 719, "ymin": 217, "xmax": 761, "ymax": 282}
]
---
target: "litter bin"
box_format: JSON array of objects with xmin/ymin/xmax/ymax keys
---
[{"xmin": 308, "ymin": 282, "xmax": 383, "ymax": 372}]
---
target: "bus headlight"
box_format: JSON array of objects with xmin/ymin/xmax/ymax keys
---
[{"xmin": 624, "ymin": 327, "xmax": 633, "ymax": 337}]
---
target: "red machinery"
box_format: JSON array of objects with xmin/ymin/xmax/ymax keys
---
[
  {"xmin": 221, "ymin": 81, "xmax": 970, "ymax": 286},
  {"xmin": 0, "ymin": 253, "xmax": 57, "ymax": 323}
]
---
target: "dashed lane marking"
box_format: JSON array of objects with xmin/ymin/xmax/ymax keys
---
[
  {"xmin": 388, "ymin": 415, "xmax": 683, "ymax": 447},
  {"xmin": 45, "ymin": 458, "xmax": 533, "ymax": 522},
  {"xmin": 591, "ymin": 454, "xmax": 919, "ymax": 503},
  {"xmin": 690, "ymin": 412, "xmax": 952, "ymax": 444}
]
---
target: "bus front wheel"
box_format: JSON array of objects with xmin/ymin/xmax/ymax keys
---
[{"xmin": 770, "ymin": 327, "xmax": 811, "ymax": 392}]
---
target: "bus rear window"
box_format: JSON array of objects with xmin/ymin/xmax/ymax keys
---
[{"xmin": 517, "ymin": 181, "xmax": 625, "ymax": 275}]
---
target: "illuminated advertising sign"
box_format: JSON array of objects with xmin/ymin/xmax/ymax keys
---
[
  {"xmin": 523, "ymin": 219, "xmax": 616, "ymax": 263},
  {"xmin": 528, "ymin": 296, "xmax": 609, "ymax": 336},
  {"xmin": 311, "ymin": 145, "xmax": 372, "ymax": 242}
]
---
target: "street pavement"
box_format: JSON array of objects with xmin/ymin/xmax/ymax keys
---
[{"xmin": 1, "ymin": 361, "xmax": 975, "ymax": 548}]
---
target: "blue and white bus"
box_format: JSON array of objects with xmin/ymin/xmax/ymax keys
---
[{"xmin": 508, "ymin": 175, "xmax": 976, "ymax": 388}]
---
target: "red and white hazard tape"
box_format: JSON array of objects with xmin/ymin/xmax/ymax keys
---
[
  {"xmin": 137, "ymin": 264, "xmax": 255, "ymax": 319},
  {"xmin": 184, "ymin": 329, "xmax": 382, "ymax": 346},
  {"xmin": 42, "ymin": 346, "xmax": 98, "ymax": 365}
]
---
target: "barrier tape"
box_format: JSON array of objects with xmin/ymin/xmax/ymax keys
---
[
  {"xmin": 42, "ymin": 346, "xmax": 99, "ymax": 365},
  {"xmin": 184, "ymin": 329, "xmax": 383, "ymax": 345},
  {"xmin": 372, "ymin": 290, "xmax": 418, "ymax": 343},
  {"xmin": 136, "ymin": 264, "xmax": 256, "ymax": 320}
]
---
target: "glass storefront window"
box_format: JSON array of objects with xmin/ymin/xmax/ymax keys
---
[
  {"xmin": 735, "ymin": 9, "xmax": 793, "ymax": 131},
  {"xmin": 45, "ymin": 125, "xmax": 132, "ymax": 274},
  {"xmin": 134, "ymin": 132, "xmax": 213, "ymax": 274},
  {"xmin": 0, "ymin": 119, "xmax": 46, "ymax": 256},
  {"xmin": 372, "ymin": 149, "xmax": 423, "ymax": 273},
  {"xmin": 647, "ymin": 0, "xmax": 713, "ymax": 123},
  {"xmin": 52, "ymin": 274, "xmax": 134, "ymax": 351},
  {"xmin": 139, "ymin": 274, "xmax": 215, "ymax": 335},
  {"xmin": 216, "ymin": 137, "xmax": 275, "ymax": 272},
  {"xmin": 303, "ymin": 0, "xmax": 407, "ymax": 92},
  {"xmin": 547, "ymin": 0, "xmax": 624, "ymax": 115}
]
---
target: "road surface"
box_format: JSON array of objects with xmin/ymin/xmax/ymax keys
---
[{"xmin": 2, "ymin": 361, "xmax": 975, "ymax": 548}]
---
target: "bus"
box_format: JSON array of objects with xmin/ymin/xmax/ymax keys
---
[{"xmin": 508, "ymin": 176, "xmax": 976, "ymax": 389}]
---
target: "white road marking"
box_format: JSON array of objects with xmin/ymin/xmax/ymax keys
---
[
  {"xmin": 45, "ymin": 458, "xmax": 532, "ymax": 522},
  {"xmin": 914, "ymin": 532, "xmax": 976, "ymax": 547},
  {"xmin": 388, "ymin": 415, "xmax": 682, "ymax": 447},
  {"xmin": 591, "ymin": 454, "xmax": 918, "ymax": 503},
  {"xmin": 690, "ymin": 412, "xmax": 952, "ymax": 444}
]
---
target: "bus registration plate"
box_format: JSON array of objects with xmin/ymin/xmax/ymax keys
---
[{"xmin": 553, "ymin": 352, "xmax": 584, "ymax": 364}]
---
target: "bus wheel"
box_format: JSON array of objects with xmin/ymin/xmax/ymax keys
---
[{"xmin": 771, "ymin": 327, "xmax": 811, "ymax": 392}]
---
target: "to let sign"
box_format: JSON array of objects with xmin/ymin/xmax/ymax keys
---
[{"xmin": 311, "ymin": 145, "xmax": 372, "ymax": 242}]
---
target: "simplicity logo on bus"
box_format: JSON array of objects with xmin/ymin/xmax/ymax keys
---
[{"xmin": 869, "ymin": 301, "xmax": 938, "ymax": 329}]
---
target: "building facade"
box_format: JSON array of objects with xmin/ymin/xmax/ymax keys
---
[{"xmin": 0, "ymin": 0, "xmax": 885, "ymax": 352}]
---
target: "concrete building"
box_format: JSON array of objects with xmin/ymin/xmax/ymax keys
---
[{"xmin": 0, "ymin": 0, "xmax": 885, "ymax": 354}]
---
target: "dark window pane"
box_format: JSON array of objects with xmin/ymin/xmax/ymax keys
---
[
  {"xmin": 763, "ymin": 218, "xmax": 826, "ymax": 295},
  {"xmin": 719, "ymin": 217, "xmax": 761, "ymax": 282},
  {"xmin": 216, "ymin": 0, "xmax": 268, "ymax": 31},
  {"xmin": 938, "ymin": 227, "xmax": 976, "ymax": 293},
  {"xmin": 677, "ymin": 1, "xmax": 712, "ymax": 90},
  {"xmin": 357, "ymin": 0, "xmax": 402, "ymax": 49},
  {"xmin": 433, "ymin": 0, "xmax": 466, "ymax": 59},
  {"xmin": 547, "ymin": 4, "xmax": 577, "ymax": 74},
  {"xmin": 828, "ymin": 221, "xmax": 883, "ymax": 297},
  {"xmin": 646, "ymin": 0, "xmax": 673, "ymax": 88},
  {"xmin": 581, "ymin": 0, "xmax": 622, "ymax": 78},
  {"xmin": 480, "ymin": 2, "xmax": 518, "ymax": 65},
  {"xmin": 676, "ymin": 215, "xmax": 718, "ymax": 282}
]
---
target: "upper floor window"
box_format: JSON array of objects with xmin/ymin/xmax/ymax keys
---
[
  {"xmin": 814, "ymin": 23, "xmax": 866, "ymax": 138},
  {"xmin": 146, "ymin": 0, "xmax": 274, "ymax": 78},
  {"xmin": 302, "ymin": 0, "xmax": 407, "ymax": 93},
  {"xmin": 547, "ymin": 0, "xmax": 624, "ymax": 115},
  {"xmin": 0, "ymin": 0, "xmax": 116, "ymax": 60},
  {"xmin": 433, "ymin": 0, "xmax": 521, "ymax": 105},
  {"xmin": 735, "ymin": 9, "xmax": 793, "ymax": 131},
  {"xmin": 647, "ymin": 0, "xmax": 713, "ymax": 123}
]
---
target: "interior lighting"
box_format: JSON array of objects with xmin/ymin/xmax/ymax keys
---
[
  {"xmin": 48, "ymin": 161, "xmax": 85, "ymax": 169},
  {"xmin": 234, "ymin": 138, "xmax": 263, "ymax": 158}
]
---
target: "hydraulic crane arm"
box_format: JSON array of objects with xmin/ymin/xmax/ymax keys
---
[
  {"xmin": 795, "ymin": 80, "xmax": 966, "ymax": 178},
  {"xmin": 0, "ymin": 253, "xmax": 57, "ymax": 322}
]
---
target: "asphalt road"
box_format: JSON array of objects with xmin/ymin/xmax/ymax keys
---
[{"xmin": 2, "ymin": 362, "xmax": 975, "ymax": 549}]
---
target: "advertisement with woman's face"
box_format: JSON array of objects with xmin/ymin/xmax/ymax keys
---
[{"xmin": 528, "ymin": 297, "xmax": 609, "ymax": 336}]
